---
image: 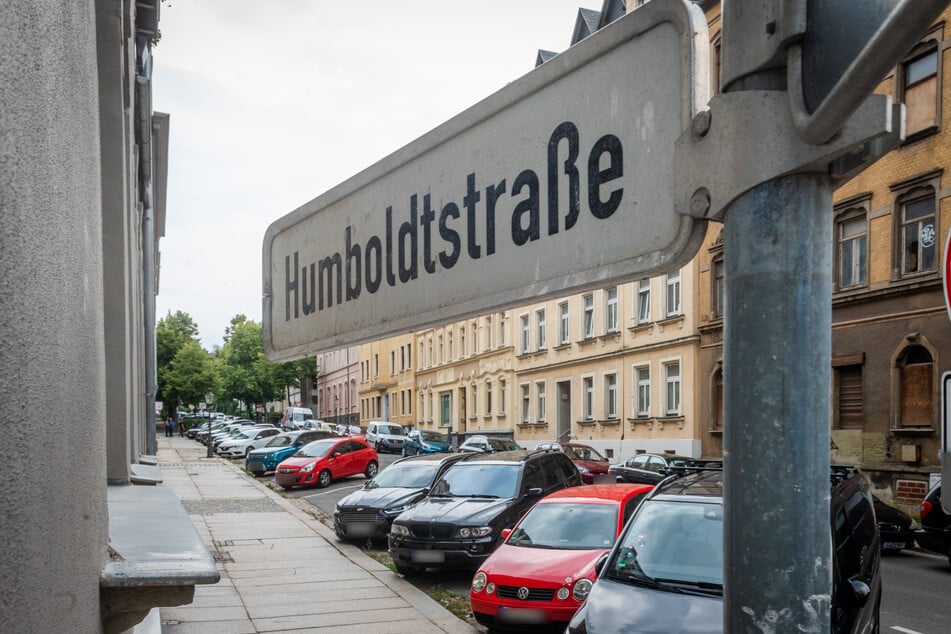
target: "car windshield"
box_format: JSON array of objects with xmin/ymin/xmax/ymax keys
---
[
  {"xmin": 509, "ymin": 502, "xmax": 618, "ymax": 549},
  {"xmin": 419, "ymin": 431, "xmax": 447, "ymax": 443},
  {"xmin": 366, "ymin": 462, "xmax": 441, "ymax": 489},
  {"xmin": 296, "ymin": 440, "xmax": 337, "ymax": 458},
  {"xmin": 487, "ymin": 438, "xmax": 522, "ymax": 451},
  {"xmin": 607, "ymin": 500, "xmax": 723, "ymax": 591},
  {"xmin": 266, "ymin": 435, "xmax": 293, "ymax": 448},
  {"xmin": 232, "ymin": 432, "xmax": 250, "ymax": 440},
  {"xmin": 381, "ymin": 425, "xmax": 404, "ymax": 436},
  {"xmin": 566, "ymin": 445, "xmax": 608, "ymax": 462},
  {"xmin": 430, "ymin": 464, "xmax": 520, "ymax": 498}
]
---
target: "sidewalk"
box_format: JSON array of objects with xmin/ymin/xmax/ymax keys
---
[{"xmin": 155, "ymin": 435, "xmax": 477, "ymax": 633}]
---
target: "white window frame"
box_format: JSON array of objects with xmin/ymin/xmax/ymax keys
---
[
  {"xmin": 499, "ymin": 379, "xmax": 507, "ymax": 415},
  {"xmin": 520, "ymin": 314, "xmax": 530, "ymax": 354},
  {"xmin": 664, "ymin": 360, "xmax": 681, "ymax": 416},
  {"xmin": 635, "ymin": 365, "xmax": 651, "ymax": 417},
  {"xmin": 605, "ymin": 372, "xmax": 618, "ymax": 419},
  {"xmin": 536, "ymin": 380, "xmax": 547, "ymax": 422},
  {"xmin": 469, "ymin": 384, "xmax": 477, "ymax": 418},
  {"xmin": 559, "ymin": 301, "xmax": 570, "ymax": 345},
  {"xmin": 636, "ymin": 279, "xmax": 651, "ymax": 324},
  {"xmin": 536, "ymin": 309, "xmax": 546, "ymax": 350},
  {"xmin": 582, "ymin": 375, "xmax": 594, "ymax": 421},
  {"xmin": 665, "ymin": 270, "xmax": 681, "ymax": 317},
  {"xmin": 583, "ymin": 294, "xmax": 594, "ymax": 339},
  {"xmin": 520, "ymin": 383, "xmax": 531, "ymax": 423},
  {"xmin": 605, "ymin": 288, "xmax": 618, "ymax": 333},
  {"xmin": 486, "ymin": 316, "xmax": 493, "ymax": 350},
  {"xmin": 486, "ymin": 381, "xmax": 493, "ymax": 416}
]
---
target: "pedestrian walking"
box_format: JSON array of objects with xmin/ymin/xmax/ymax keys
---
[
  {"xmin": 165, "ymin": 416, "xmax": 173, "ymax": 437},
  {"xmin": 178, "ymin": 418, "xmax": 184, "ymax": 437}
]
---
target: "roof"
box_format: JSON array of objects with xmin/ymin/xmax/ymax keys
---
[
  {"xmin": 535, "ymin": 49, "xmax": 557, "ymax": 67},
  {"xmin": 454, "ymin": 449, "xmax": 533, "ymax": 464},
  {"xmin": 572, "ymin": 7, "xmax": 602, "ymax": 45},
  {"xmin": 541, "ymin": 483, "xmax": 654, "ymax": 504}
]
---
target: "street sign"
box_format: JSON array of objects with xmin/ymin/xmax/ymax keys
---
[
  {"xmin": 789, "ymin": 0, "xmax": 949, "ymax": 144},
  {"xmin": 942, "ymin": 372, "xmax": 950, "ymax": 511},
  {"xmin": 262, "ymin": 0, "xmax": 709, "ymax": 361}
]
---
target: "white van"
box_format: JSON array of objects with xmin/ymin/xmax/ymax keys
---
[
  {"xmin": 365, "ymin": 421, "xmax": 406, "ymax": 453},
  {"xmin": 280, "ymin": 407, "xmax": 315, "ymax": 431}
]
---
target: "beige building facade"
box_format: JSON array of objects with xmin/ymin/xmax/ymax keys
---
[{"xmin": 359, "ymin": 334, "xmax": 416, "ymax": 429}]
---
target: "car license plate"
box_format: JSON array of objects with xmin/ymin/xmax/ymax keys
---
[
  {"xmin": 346, "ymin": 522, "xmax": 376, "ymax": 537},
  {"xmin": 410, "ymin": 550, "xmax": 444, "ymax": 563},
  {"xmin": 497, "ymin": 607, "xmax": 547, "ymax": 624},
  {"xmin": 882, "ymin": 541, "xmax": 906, "ymax": 549}
]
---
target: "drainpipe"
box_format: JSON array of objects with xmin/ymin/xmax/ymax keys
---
[{"xmin": 136, "ymin": 39, "xmax": 158, "ymax": 455}]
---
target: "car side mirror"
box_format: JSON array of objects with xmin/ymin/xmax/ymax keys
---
[
  {"xmin": 657, "ymin": 468, "xmax": 669, "ymax": 476},
  {"xmin": 848, "ymin": 578, "xmax": 871, "ymax": 607},
  {"xmin": 332, "ymin": 452, "xmax": 342, "ymax": 459},
  {"xmin": 594, "ymin": 552, "xmax": 610, "ymax": 576},
  {"xmin": 525, "ymin": 487, "xmax": 544, "ymax": 498},
  {"xmin": 500, "ymin": 528, "xmax": 513, "ymax": 541}
]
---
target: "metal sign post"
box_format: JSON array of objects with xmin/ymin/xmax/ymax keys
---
[{"xmin": 942, "ymin": 373, "xmax": 951, "ymax": 511}]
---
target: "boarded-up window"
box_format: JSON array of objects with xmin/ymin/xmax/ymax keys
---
[
  {"xmin": 837, "ymin": 366, "xmax": 864, "ymax": 429},
  {"xmin": 904, "ymin": 49, "xmax": 938, "ymax": 135},
  {"xmin": 900, "ymin": 363, "xmax": 933, "ymax": 427}
]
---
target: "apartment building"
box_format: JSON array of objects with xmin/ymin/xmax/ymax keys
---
[
  {"xmin": 696, "ymin": 1, "xmax": 950, "ymax": 500},
  {"xmin": 359, "ymin": 334, "xmax": 416, "ymax": 429}
]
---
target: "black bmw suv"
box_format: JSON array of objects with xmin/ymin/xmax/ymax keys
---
[
  {"xmin": 388, "ymin": 449, "xmax": 583, "ymax": 575},
  {"xmin": 568, "ymin": 466, "xmax": 880, "ymax": 633}
]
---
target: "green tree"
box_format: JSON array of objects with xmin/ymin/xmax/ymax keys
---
[
  {"xmin": 156, "ymin": 310, "xmax": 201, "ymax": 416},
  {"xmin": 218, "ymin": 317, "xmax": 284, "ymax": 418},
  {"xmin": 163, "ymin": 340, "xmax": 219, "ymax": 410}
]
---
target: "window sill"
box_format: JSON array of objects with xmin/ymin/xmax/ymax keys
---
[
  {"xmin": 517, "ymin": 421, "xmax": 548, "ymax": 428},
  {"xmin": 578, "ymin": 336, "xmax": 597, "ymax": 346},
  {"xmin": 708, "ymin": 428, "xmax": 723, "ymax": 436},
  {"xmin": 899, "ymin": 124, "xmax": 939, "ymax": 146},
  {"xmin": 628, "ymin": 416, "xmax": 684, "ymax": 430},
  {"xmin": 599, "ymin": 418, "xmax": 621, "ymax": 426},
  {"xmin": 577, "ymin": 419, "xmax": 597, "ymax": 426},
  {"xmin": 554, "ymin": 342, "xmax": 571, "ymax": 350},
  {"xmin": 889, "ymin": 427, "xmax": 935, "ymax": 435}
]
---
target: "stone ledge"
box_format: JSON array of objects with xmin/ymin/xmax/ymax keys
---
[{"xmin": 102, "ymin": 483, "xmax": 219, "ymax": 633}]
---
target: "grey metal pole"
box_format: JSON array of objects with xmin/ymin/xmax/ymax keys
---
[{"xmin": 722, "ymin": 174, "xmax": 833, "ymax": 632}]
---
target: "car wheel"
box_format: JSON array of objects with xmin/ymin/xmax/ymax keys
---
[
  {"xmin": 316, "ymin": 469, "xmax": 332, "ymax": 488},
  {"xmin": 250, "ymin": 471, "xmax": 262, "ymax": 477},
  {"xmin": 365, "ymin": 461, "xmax": 379, "ymax": 479},
  {"xmin": 394, "ymin": 562, "xmax": 420, "ymax": 576},
  {"xmin": 376, "ymin": 441, "xmax": 384, "ymax": 453},
  {"xmin": 401, "ymin": 446, "xmax": 408, "ymax": 457},
  {"xmin": 282, "ymin": 485, "xmax": 293, "ymax": 491},
  {"xmin": 245, "ymin": 447, "xmax": 253, "ymax": 457}
]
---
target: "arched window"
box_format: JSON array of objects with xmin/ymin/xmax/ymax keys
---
[
  {"xmin": 712, "ymin": 365, "xmax": 724, "ymax": 430},
  {"xmin": 892, "ymin": 339, "xmax": 936, "ymax": 428}
]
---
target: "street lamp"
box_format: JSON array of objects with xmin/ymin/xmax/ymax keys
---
[{"xmin": 205, "ymin": 391, "xmax": 214, "ymax": 458}]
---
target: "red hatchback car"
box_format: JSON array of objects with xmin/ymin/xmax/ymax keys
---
[
  {"xmin": 470, "ymin": 483, "xmax": 653, "ymax": 632},
  {"xmin": 274, "ymin": 437, "xmax": 379, "ymax": 491},
  {"xmin": 536, "ymin": 442, "xmax": 611, "ymax": 484}
]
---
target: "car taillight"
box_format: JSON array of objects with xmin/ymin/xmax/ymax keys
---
[{"xmin": 920, "ymin": 500, "xmax": 933, "ymax": 519}]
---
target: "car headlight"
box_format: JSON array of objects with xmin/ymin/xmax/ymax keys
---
[
  {"xmin": 390, "ymin": 524, "xmax": 410, "ymax": 537},
  {"xmin": 486, "ymin": 582, "xmax": 495, "ymax": 594},
  {"xmin": 300, "ymin": 461, "xmax": 316, "ymax": 473},
  {"xmin": 572, "ymin": 578, "xmax": 593, "ymax": 601},
  {"xmin": 454, "ymin": 526, "xmax": 492, "ymax": 539},
  {"xmin": 472, "ymin": 571, "xmax": 487, "ymax": 593},
  {"xmin": 381, "ymin": 504, "xmax": 411, "ymax": 517},
  {"xmin": 557, "ymin": 587, "xmax": 570, "ymax": 601}
]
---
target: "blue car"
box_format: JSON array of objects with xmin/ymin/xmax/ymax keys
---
[
  {"xmin": 245, "ymin": 430, "xmax": 333, "ymax": 476},
  {"xmin": 401, "ymin": 429, "xmax": 451, "ymax": 456}
]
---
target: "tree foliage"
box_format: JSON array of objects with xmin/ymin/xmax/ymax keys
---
[
  {"xmin": 163, "ymin": 340, "xmax": 219, "ymax": 409},
  {"xmin": 156, "ymin": 310, "xmax": 203, "ymax": 414}
]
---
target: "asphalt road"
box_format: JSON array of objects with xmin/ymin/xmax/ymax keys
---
[{"xmin": 243, "ymin": 449, "xmax": 951, "ymax": 632}]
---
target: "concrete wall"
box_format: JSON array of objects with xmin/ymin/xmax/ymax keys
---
[{"xmin": 0, "ymin": 1, "xmax": 108, "ymax": 630}]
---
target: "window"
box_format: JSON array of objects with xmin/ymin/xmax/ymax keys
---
[
  {"xmin": 713, "ymin": 367, "xmax": 723, "ymax": 429},
  {"xmin": 470, "ymin": 385, "xmax": 477, "ymax": 418},
  {"xmin": 901, "ymin": 44, "xmax": 939, "ymax": 136},
  {"xmin": 636, "ymin": 279, "xmax": 651, "ymax": 323},
  {"xmin": 459, "ymin": 326, "xmax": 466, "ymax": 358},
  {"xmin": 836, "ymin": 205, "xmax": 868, "ymax": 289},
  {"xmin": 536, "ymin": 381, "xmax": 547, "ymax": 422},
  {"xmin": 605, "ymin": 287, "xmax": 618, "ymax": 333},
  {"xmin": 898, "ymin": 189, "xmax": 936, "ymax": 276},
  {"xmin": 664, "ymin": 362, "xmax": 681, "ymax": 416},
  {"xmin": 407, "ymin": 344, "xmax": 411, "ymax": 368},
  {"xmin": 486, "ymin": 382, "xmax": 493, "ymax": 415},
  {"xmin": 438, "ymin": 335, "xmax": 444, "ymax": 364},
  {"xmin": 472, "ymin": 321, "xmax": 479, "ymax": 355},
  {"xmin": 536, "ymin": 309, "xmax": 546, "ymax": 350},
  {"xmin": 498, "ymin": 313, "xmax": 507, "ymax": 347},
  {"xmin": 583, "ymin": 376, "xmax": 594, "ymax": 420},
  {"xmin": 447, "ymin": 331, "xmax": 453, "ymax": 361},
  {"xmin": 521, "ymin": 384, "xmax": 531, "ymax": 423},
  {"xmin": 520, "ymin": 314, "xmax": 530, "ymax": 354},
  {"xmin": 418, "ymin": 343, "xmax": 424, "ymax": 369},
  {"xmin": 390, "ymin": 350, "xmax": 395, "ymax": 374},
  {"xmin": 712, "ymin": 257, "xmax": 725, "ymax": 317},
  {"xmin": 440, "ymin": 393, "xmax": 451, "ymax": 427},
  {"xmin": 665, "ymin": 270, "xmax": 681, "ymax": 317},
  {"xmin": 499, "ymin": 379, "xmax": 507, "ymax": 414},
  {"xmin": 896, "ymin": 343, "xmax": 934, "ymax": 428},
  {"xmin": 636, "ymin": 366, "xmax": 650, "ymax": 417},
  {"xmin": 583, "ymin": 294, "xmax": 594, "ymax": 338},
  {"xmin": 835, "ymin": 364, "xmax": 863, "ymax": 430},
  {"xmin": 605, "ymin": 373, "xmax": 617, "ymax": 419},
  {"xmin": 559, "ymin": 301, "xmax": 570, "ymax": 345},
  {"xmin": 373, "ymin": 354, "xmax": 379, "ymax": 378},
  {"xmin": 487, "ymin": 316, "xmax": 493, "ymax": 349}
]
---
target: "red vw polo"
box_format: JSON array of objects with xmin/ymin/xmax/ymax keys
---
[
  {"xmin": 469, "ymin": 484, "xmax": 652, "ymax": 632},
  {"xmin": 274, "ymin": 437, "xmax": 379, "ymax": 491}
]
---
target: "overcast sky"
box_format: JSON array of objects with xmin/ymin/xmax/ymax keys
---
[{"xmin": 152, "ymin": 0, "xmax": 595, "ymax": 350}]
